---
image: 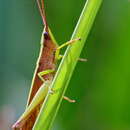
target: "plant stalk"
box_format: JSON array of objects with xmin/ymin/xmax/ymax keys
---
[{"xmin": 33, "ymin": 0, "xmax": 102, "ymax": 129}]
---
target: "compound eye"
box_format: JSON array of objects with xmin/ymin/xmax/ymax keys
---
[{"xmin": 44, "ymin": 32, "xmax": 50, "ymax": 40}]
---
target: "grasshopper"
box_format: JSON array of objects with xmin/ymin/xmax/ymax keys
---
[{"xmin": 12, "ymin": 0, "xmax": 85, "ymax": 129}]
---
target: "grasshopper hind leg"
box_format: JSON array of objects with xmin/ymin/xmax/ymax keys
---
[
  {"xmin": 49, "ymin": 89, "xmax": 76, "ymax": 103},
  {"xmin": 63, "ymin": 96, "xmax": 76, "ymax": 103}
]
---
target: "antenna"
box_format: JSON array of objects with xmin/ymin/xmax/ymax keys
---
[{"xmin": 36, "ymin": 0, "xmax": 48, "ymax": 31}]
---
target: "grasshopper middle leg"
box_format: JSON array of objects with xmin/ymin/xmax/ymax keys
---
[{"xmin": 38, "ymin": 69, "xmax": 55, "ymax": 82}]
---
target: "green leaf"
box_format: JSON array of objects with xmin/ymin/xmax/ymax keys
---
[{"xmin": 33, "ymin": 0, "xmax": 102, "ymax": 129}]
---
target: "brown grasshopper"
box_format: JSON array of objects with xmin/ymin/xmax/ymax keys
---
[{"xmin": 12, "ymin": 0, "xmax": 86, "ymax": 129}]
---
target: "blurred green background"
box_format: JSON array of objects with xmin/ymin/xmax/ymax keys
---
[{"xmin": 0, "ymin": 0, "xmax": 130, "ymax": 130}]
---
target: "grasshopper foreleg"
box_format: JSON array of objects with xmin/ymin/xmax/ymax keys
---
[
  {"xmin": 55, "ymin": 38, "xmax": 87, "ymax": 62},
  {"xmin": 57, "ymin": 38, "xmax": 81, "ymax": 50},
  {"xmin": 55, "ymin": 38, "xmax": 81, "ymax": 60},
  {"xmin": 58, "ymin": 55, "xmax": 87, "ymax": 62}
]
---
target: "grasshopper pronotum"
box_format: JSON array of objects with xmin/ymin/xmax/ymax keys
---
[{"xmin": 12, "ymin": 0, "xmax": 85, "ymax": 129}]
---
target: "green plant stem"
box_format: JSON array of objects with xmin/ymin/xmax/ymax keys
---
[{"xmin": 33, "ymin": 0, "xmax": 102, "ymax": 129}]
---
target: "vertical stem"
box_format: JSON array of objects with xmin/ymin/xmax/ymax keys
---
[{"xmin": 33, "ymin": 0, "xmax": 103, "ymax": 129}]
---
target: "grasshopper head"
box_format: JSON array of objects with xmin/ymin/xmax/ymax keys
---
[{"xmin": 44, "ymin": 31, "xmax": 50, "ymax": 40}]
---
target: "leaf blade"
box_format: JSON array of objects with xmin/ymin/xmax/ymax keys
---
[{"xmin": 33, "ymin": 0, "xmax": 102, "ymax": 129}]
